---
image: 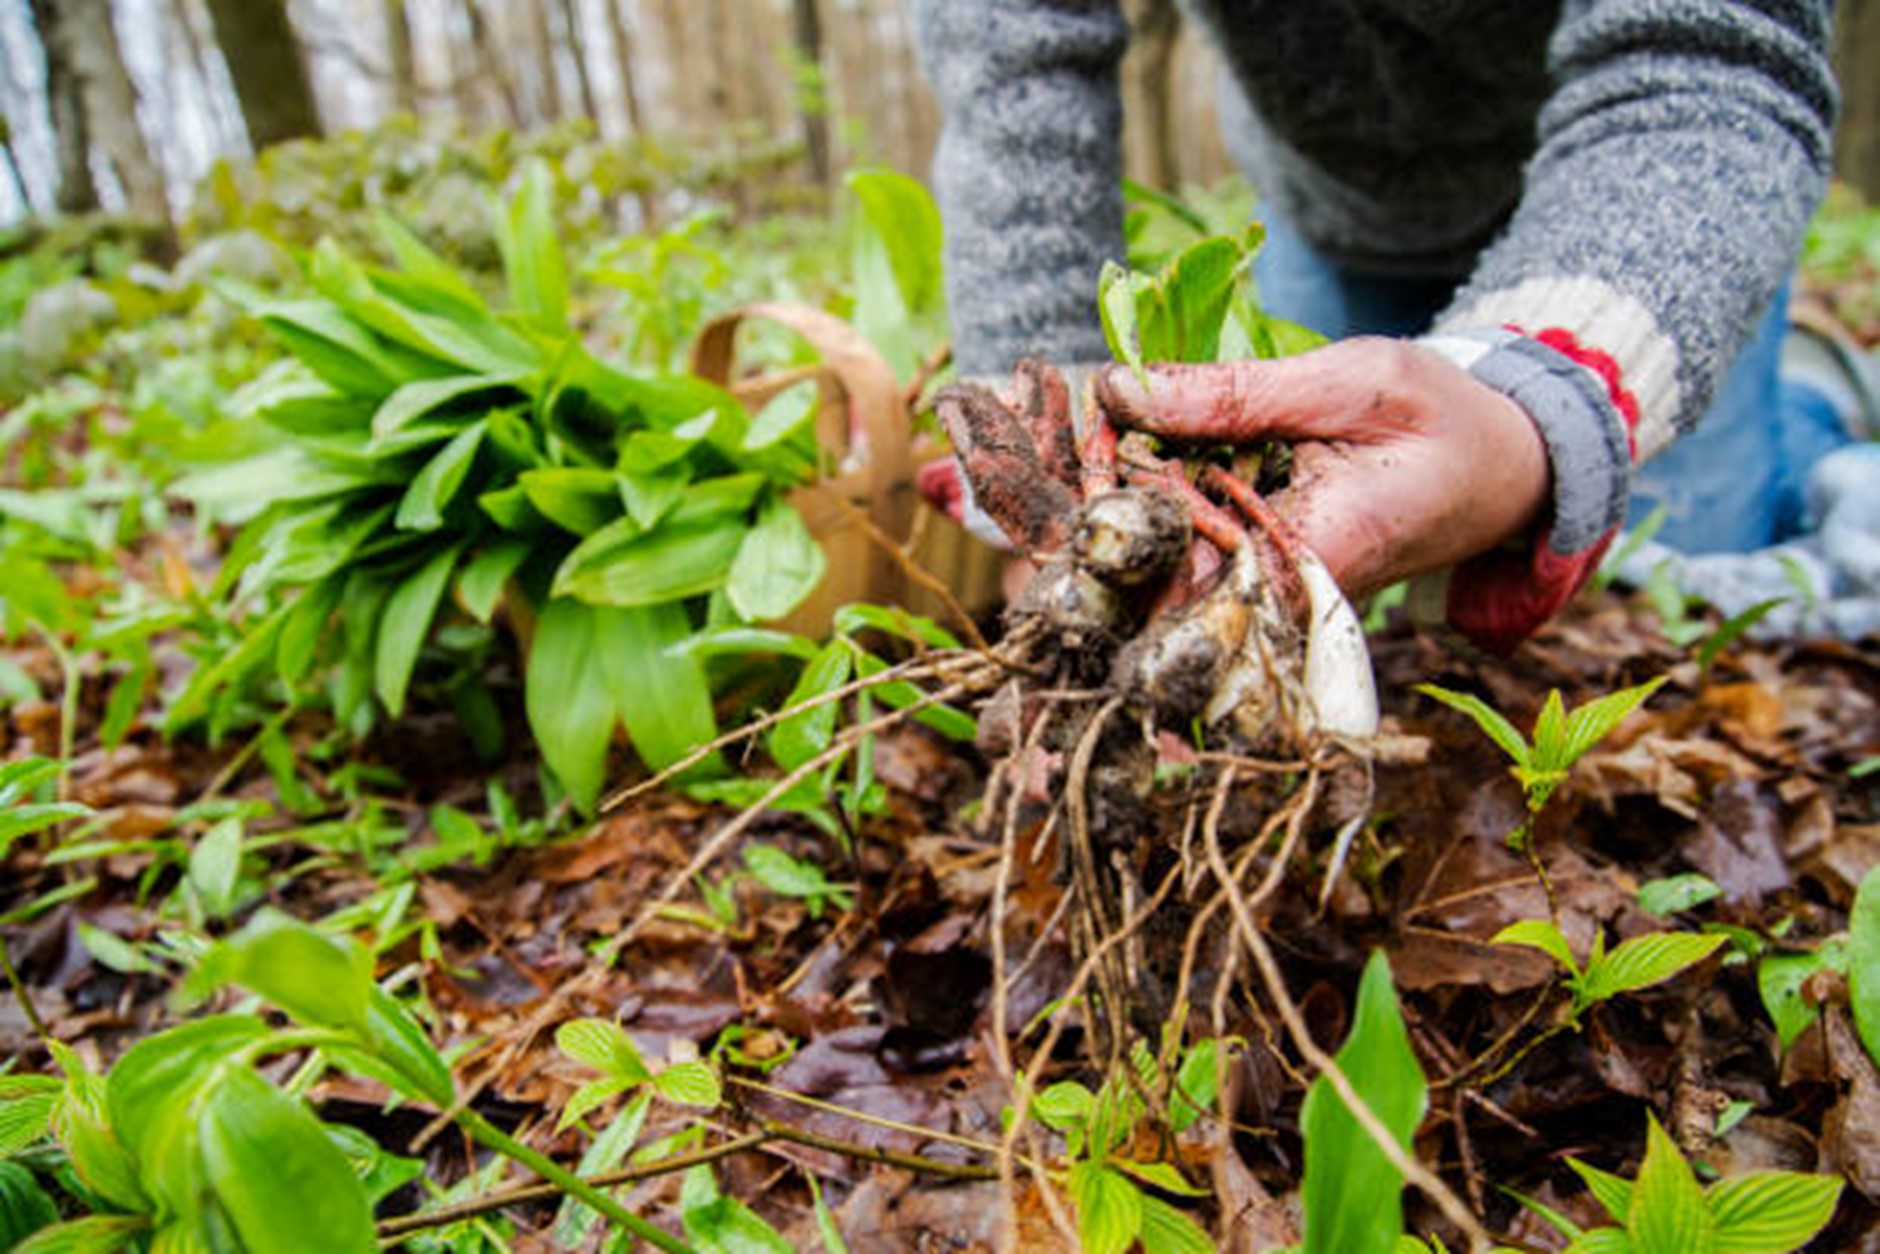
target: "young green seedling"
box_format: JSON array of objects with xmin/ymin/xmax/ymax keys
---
[
  {"xmin": 1416, "ymin": 676, "xmax": 1666, "ymax": 851},
  {"xmin": 1494, "ymin": 919, "xmax": 1726, "ymax": 1029},
  {"xmin": 1522, "ymin": 1113, "xmax": 1843, "ymax": 1254},
  {"xmin": 553, "ymin": 1016, "xmax": 722, "ymax": 1132},
  {"xmin": 1022, "ymin": 1038, "xmax": 1220, "ymax": 1254}
]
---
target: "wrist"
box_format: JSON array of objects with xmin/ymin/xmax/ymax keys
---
[{"xmin": 1414, "ymin": 327, "xmax": 1638, "ymax": 652}]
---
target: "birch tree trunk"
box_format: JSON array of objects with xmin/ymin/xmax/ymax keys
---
[
  {"xmin": 602, "ymin": 0, "xmax": 643, "ymax": 134},
  {"xmin": 26, "ymin": 0, "xmax": 98, "ymax": 212},
  {"xmin": 28, "ymin": 0, "xmax": 170, "ymax": 217},
  {"xmin": 0, "ymin": 116, "xmax": 34, "ymax": 213},
  {"xmin": 520, "ymin": 0, "xmax": 562, "ymax": 124},
  {"xmin": 201, "ymin": 0, "xmax": 321, "ymax": 149},
  {"xmin": 79, "ymin": 0, "xmax": 165, "ymax": 215},
  {"xmin": 462, "ymin": 0, "xmax": 522, "ymax": 127},
  {"xmin": 384, "ymin": 0, "xmax": 417, "ymax": 116}
]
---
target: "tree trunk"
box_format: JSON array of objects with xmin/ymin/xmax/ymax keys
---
[
  {"xmin": 27, "ymin": 0, "xmax": 99, "ymax": 213},
  {"xmin": 1122, "ymin": 0, "xmax": 1180, "ymax": 191},
  {"xmin": 462, "ymin": 0, "xmax": 521, "ymax": 128},
  {"xmin": 521, "ymin": 0, "xmax": 562, "ymax": 123},
  {"xmin": 1834, "ymin": 0, "xmax": 1880, "ymax": 200},
  {"xmin": 168, "ymin": 0, "xmax": 242, "ymax": 154},
  {"xmin": 655, "ymin": 0, "xmax": 698, "ymax": 133},
  {"xmin": 384, "ymin": 0, "xmax": 417, "ymax": 116},
  {"xmin": 78, "ymin": 0, "xmax": 166, "ymax": 215},
  {"xmin": 201, "ymin": 0, "xmax": 320, "ymax": 149},
  {"xmin": 0, "ymin": 116, "xmax": 34, "ymax": 214},
  {"xmin": 705, "ymin": 0, "xmax": 737, "ymax": 129},
  {"xmin": 789, "ymin": 0, "xmax": 830, "ymax": 191},
  {"xmin": 554, "ymin": 0, "xmax": 599, "ymax": 123},
  {"xmin": 602, "ymin": 0, "xmax": 643, "ymax": 134}
]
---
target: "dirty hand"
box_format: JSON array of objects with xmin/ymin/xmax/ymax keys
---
[{"xmin": 1094, "ymin": 338, "xmax": 1552, "ymax": 599}]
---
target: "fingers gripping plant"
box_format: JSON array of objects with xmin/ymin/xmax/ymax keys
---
[{"xmin": 170, "ymin": 162, "xmax": 831, "ymax": 811}]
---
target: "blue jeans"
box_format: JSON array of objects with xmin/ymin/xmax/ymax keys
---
[{"xmin": 1253, "ymin": 217, "xmax": 1850, "ymax": 553}]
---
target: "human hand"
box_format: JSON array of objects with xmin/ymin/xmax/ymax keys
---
[{"xmin": 1094, "ymin": 338, "xmax": 1553, "ymax": 599}]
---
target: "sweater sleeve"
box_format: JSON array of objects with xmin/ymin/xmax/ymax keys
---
[
  {"xmin": 912, "ymin": 0, "xmax": 1131, "ymax": 378},
  {"xmin": 1426, "ymin": 0, "xmax": 1836, "ymax": 650},
  {"xmin": 1438, "ymin": 0, "xmax": 1836, "ymax": 461}
]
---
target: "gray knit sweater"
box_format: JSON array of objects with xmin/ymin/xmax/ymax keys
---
[{"xmin": 914, "ymin": 0, "xmax": 1838, "ymax": 584}]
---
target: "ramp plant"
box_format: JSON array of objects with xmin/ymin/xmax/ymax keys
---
[{"xmin": 170, "ymin": 162, "xmax": 829, "ymax": 810}]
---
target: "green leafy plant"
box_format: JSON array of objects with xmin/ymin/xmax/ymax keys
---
[
  {"xmin": 0, "ymin": 911, "xmax": 695, "ymax": 1253},
  {"xmin": 681, "ymin": 603, "xmax": 977, "ymax": 840},
  {"xmin": 1523, "ymin": 1113, "xmax": 1843, "ymax": 1253},
  {"xmin": 1847, "ymin": 863, "xmax": 1880, "ymax": 1068},
  {"xmin": 1416, "ymin": 677, "xmax": 1666, "ymax": 849},
  {"xmin": 553, "ymin": 1016, "xmax": 722, "ymax": 1131},
  {"xmin": 1754, "ymin": 864, "xmax": 1880, "ymax": 1058},
  {"xmin": 1295, "ymin": 952, "xmax": 1429, "ymax": 1254},
  {"xmin": 1097, "ymin": 199, "xmax": 1325, "ymax": 388},
  {"xmin": 171, "ymin": 162, "xmax": 833, "ymax": 811},
  {"xmin": 1636, "ymin": 873, "xmax": 1723, "ymax": 918},
  {"xmin": 845, "ymin": 167, "xmax": 947, "ymax": 383},
  {"xmin": 1024, "ymin": 1039, "xmax": 1220, "ymax": 1254},
  {"xmin": 740, "ymin": 845, "xmax": 854, "ymax": 919},
  {"xmin": 1120, "ymin": 177, "xmax": 1258, "ymax": 273},
  {"xmin": 1494, "ymin": 920, "xmax": 1725, "ymax": 1029},
  {"xmin": 0, "ymin": 757, "xmax": 88, "ymax": 861},
  {"xmin": 679, "ymin": 1163, "xmax": 795, "ymax": 1253}
]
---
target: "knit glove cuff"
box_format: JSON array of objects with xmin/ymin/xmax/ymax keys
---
[{"xmin": 1414, "ymin": 327, "xmax": 1638, "ymax": 652}]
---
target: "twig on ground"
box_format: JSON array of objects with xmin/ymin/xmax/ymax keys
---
[
  {"xmin": 378, "ymin": 1131, "xmax": 767, "ymax": 1242},
  {"xmin": 601, "ymin": 649, "xmax": 996, "ymax": 812},
  {"xmin": 1, "ymin": 932, "xmax": 49, "ymax": 1042},
  {"xmin": 1204, "ymin": 800, "xmax": 1495, "ymax": 1252}
]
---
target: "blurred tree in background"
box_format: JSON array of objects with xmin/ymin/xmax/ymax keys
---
[
  {"xmin": 3, "ymin": 0, "xmax": 1875, "ymax": 232},
  {"xmin": 0, "ymin": 0, "xmax": 1241, "ymax": 229}
]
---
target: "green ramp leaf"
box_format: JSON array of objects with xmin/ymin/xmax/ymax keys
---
[
  {"xmin": 496, "ymin": 160, "xmax": 569, "ymax": 333},
  {"xmin": 198, "ymin": 1068, "xmax": 376, "ymax": 1253},
  {"xmin": 526, "ymin": 598, "xmax": 620, "ymax": 813},
  {"xmin": 1849, "ymin": 864, "xmax": 1880, "ymax": 1068},
  {"xmin": 727, "ymin": 495, "xmax": 826, "ymax": 621},
  {"xmin": 1707, "ymin": 1170, "xmax": 1842, "ymax": 1254},
  {"xmin": 1301, "ymin": 951, "xmax": 1428, "ymax": 1254}
]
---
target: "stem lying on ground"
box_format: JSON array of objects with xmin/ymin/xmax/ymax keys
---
[
  {"xmin": 379, "ymin": 1132, "xmax": 768, "ymax": 1242},
  {"xmin": 456, "ymin": 1109, "xmax": 694, "ymax": 1254}
]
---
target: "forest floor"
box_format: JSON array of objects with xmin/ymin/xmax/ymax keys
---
[{"xmin": 5, "ymin": 577, "xmax": 1879, "ymax": 1251}]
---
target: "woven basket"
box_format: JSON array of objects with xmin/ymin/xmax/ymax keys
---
[{"xmin": 690, "ymin": 302, "xmax": 1003, "ymax": 634}]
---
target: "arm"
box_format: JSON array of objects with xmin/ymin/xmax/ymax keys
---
[
  {"xmin": 912, "ymin": 0, "xmax": 1130, "ymax": 377},
  {"xmin": 1427, "ymin": 0, "xmax": 1837, "ymax": 646},
  {"xmin": 1104, "ymin": 2, "xmax": 1837, "ymax": 652}
]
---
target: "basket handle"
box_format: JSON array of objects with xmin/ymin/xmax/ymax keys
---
[{"xmin": 690, "ymin": 301, "xmax": 914, "ymax": 541}]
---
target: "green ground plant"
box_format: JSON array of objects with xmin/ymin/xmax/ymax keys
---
[
  {"xmin": 1522, "ymin": 1113, "xmax": 1843, "ymax": 1254},
  {"xmin": 1024, "ymin": 1038, "xmax": 1219, "ymax": 1254},
  {"xmin": 171, "ymin": 161, "xmax": 831, "ymax": 811},
  {"xmin": 1098, "ymin": 218, "xmax": 1322, "ymax": 379},
  {"xmin": 1416, "ymin": 677, "xmax": 1666, "ymax": 851},
  {"xmin": 0, "ymin": 912, "xmax": 700, "ymax": 1254},
  {"xmin": 1289, "ymin": 953, "xmax": 1429, "ymax": 1254},
  {"xmin": 1493, "ymin": 920, "xmax": 1726, "ymax": 1030}
]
